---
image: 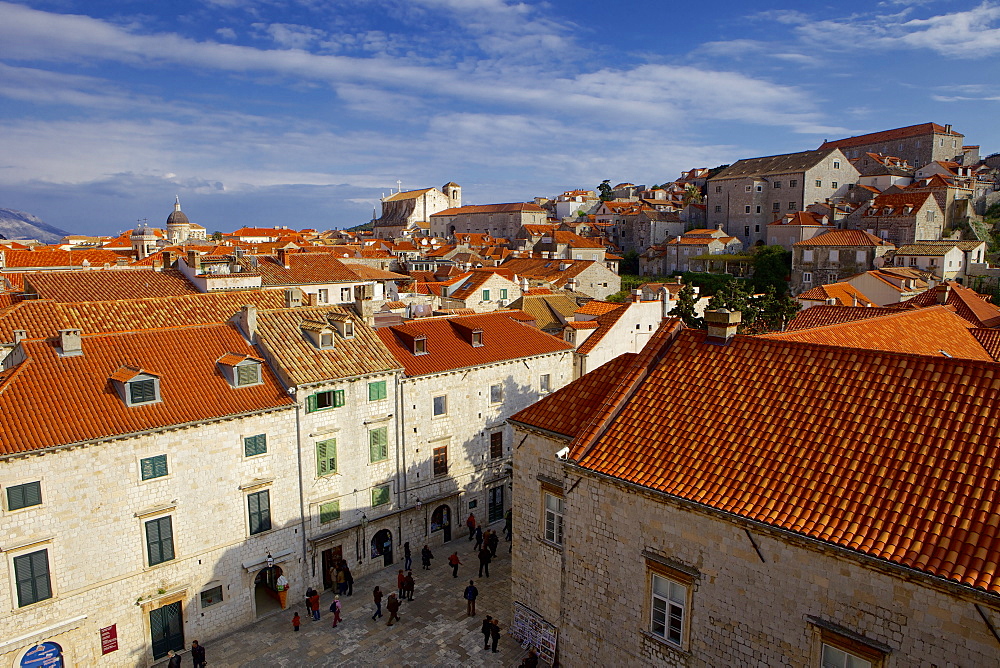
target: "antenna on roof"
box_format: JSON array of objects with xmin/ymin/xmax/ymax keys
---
[{"xmin": 397, "ymin": 180, "xmax": 403, "ymax": 192}]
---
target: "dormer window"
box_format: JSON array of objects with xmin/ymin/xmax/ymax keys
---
[
  {"xmin": 471, "ymin": 330, "xmax": 484, "ymax": 347},
  {"xmin": 301, "ymin": 320, "xmax": 336, "ymax": 350},
  {"xmin": 320, "ymin": 332, "xmax": 334, "ymax": 347},
  {"xmin": 414, "ymin": 336, "xmax": 427, "ymax": 355},
  {"xmin": 217, "ymin": 354, "xmax": 264, "ymax": 388},
  {"xmin": 111, "ymin": 366, "xmax": 162, "ymax": 407}
]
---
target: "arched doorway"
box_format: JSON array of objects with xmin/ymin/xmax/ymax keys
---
[
  {"xmin": 431, "ymin": 504, "xmax": 452, "ymax": 542},
  {"xmin": 371, "ymin": 529, "xmax": 393, "ymax": 567},
  {"xmin": 20, "ymin": 642, "xmax": 64, "ymax": 667},
  {"xmin": 253, "ymin": 565, "xmax": 285, "ymax": 618}
]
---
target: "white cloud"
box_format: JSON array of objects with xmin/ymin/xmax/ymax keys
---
[
  {"xmin": 216, "ymin": 27, "xmax": 236, "ymax": 40},
  {"xmin": 895, "ymin": 2, "xmax": 1000, "ymax": 53}
]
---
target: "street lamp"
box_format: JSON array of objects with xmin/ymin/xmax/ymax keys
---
[
  {"xmin": 415, "ymin": 498, "xmax": 422, "ymax": 511},
  {"xmin": 266, "ymin": 553, "xmax": 274, "ymax": 568}
]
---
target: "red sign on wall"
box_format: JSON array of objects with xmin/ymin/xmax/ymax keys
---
[{"xmin": 100, "ymin": 625, "xmax": 118, "ymax": 655}]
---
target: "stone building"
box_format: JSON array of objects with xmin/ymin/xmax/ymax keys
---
[
  {"xmin": 373, "ymin": 183, "xmax": 461, "ymax": 239},
  {"xmin": 819, "ymin": 122, "xmax": 966, "ymax": 168},
  {"xmin": 766, "ymin": 211, "xmax": 836, "ymax": 250},
  {"xmin": 790, "ymin": 229, "xmax": 895, "ymax": 295},
  {"xmin": 844, "ymin": 191, "xmax": 945, "ymax": 246},
  {"xmin": 429, "ymin": 202, "xmax": 547, "ymax": 240},
  {"xmin": 500, "ymin": 257, "xmax": 621, "ymax": 301},
  {"xmin": 889, "ymin": 241, "xmax": 986, "ymax": 281},
  {"xmin": 509, "ymin": 314, "xmax": 1000, "ymax": 667},
  {"xmin": 706, "ymin": 148, "xmax": 857, "ymax": 247}
]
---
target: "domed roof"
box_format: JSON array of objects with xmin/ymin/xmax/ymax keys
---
[{"xmin": 166, "ymin": 196, "xmax": 190, "ymax": 227}]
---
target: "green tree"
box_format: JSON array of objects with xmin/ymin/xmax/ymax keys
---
[
  {"xmin": 706, "ymin": 279, "xmax": 760, "ymax": 332},
  {"xmin": 750, "ymin": 287, "xmax": 801, "ymax": 334},
  {"xmin": 751, "ymin": 245, "xmax": 792, "ymax": 295},
  {"xmin": 211, "ymin": 231, "xmax": 224, "ymax": 242},
  {"xmin": 620, "ymin": 251, "xmax": 640, "ymax": 275},
  {"xmin": 598, "ymin": 179, "xmax": 614, "ymax": 201},
  {"xmin": 668, "ymin": 283, "xmax": 703, "ymax": 328},
  {"xmin": 682, "ymin": 183, "xmax": 703, "ymax": 206}
]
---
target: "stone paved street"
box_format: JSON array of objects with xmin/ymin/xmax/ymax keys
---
[{"xmin": 205, "ymin": 535, "xmax": 524, "ymax": 667}]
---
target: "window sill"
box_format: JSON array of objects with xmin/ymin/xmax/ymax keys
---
[
  {"xmin": 640, "ymin": 630, "xmax": 689, "ymax": 655},
  {"xmin": 536, "ymin": 536, "xmax": 563, "ymax": 551}
]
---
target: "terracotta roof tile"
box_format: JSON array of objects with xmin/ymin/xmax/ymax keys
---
[
  {"xmin": 574, "ymin": 300, "xmax": 623, "ymax": 317},
  {"xmin": 793, "ymin": 230, "xmax": 892, "ymax": 247},
  {"xmin": 0, "ymin": 249, "xmax": 124, "ymax": 269},
  {"xmin": 0, "ymin": 324, "xmax": 293, "ymax": 455},
  {"xmin": 431, "ymin": 203, "xmax": 545, "ymax": 216},
  {"xmin": 820, "ymin": 123, "xmax": 962, "ymax": 150},
  {"xmin": 785, "ymin": 305, "xmax": 907, "ymax": 331},
  {"xmin": 797, "ymin": 283, "xmax": 875, "ymax": 307},
  {"xmin": 247, "ymin": 254, "xmax": 362, "ymax": 285},
  {"xmin": 897, "ymin": 282, "xmax": 1000, "ymax": 328},
  {"xmin": 24, "ymin": 270, "xmax": 198, "ymax": 302}
]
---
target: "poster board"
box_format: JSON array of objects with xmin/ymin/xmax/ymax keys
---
[{"xmin": 511, "ymin": 601, "xmax": 558, "ymax": 665}]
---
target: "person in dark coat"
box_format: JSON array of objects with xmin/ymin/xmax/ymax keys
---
[
  {"xmin": 520, "ymin": 648, "xmax": 539, "ymax": 667},
  {"xmin": 481, "ymin": 615, "xmax": 493, "ymax": 649},
  {"xmin": 464, "ymin": 579, "xmax": 479, "ymax": 616},
  {"xmin": 402, "ymin": 571, "xmax": 415, "ymax": 601},
  {"xmin": 478, "ymin": 546, "xmax": 492, "ymax": 577},
  {"xmin": 404, "ymin": 542, "xmax": 412, "ymax": 571},
  {"xmin": 487, "ymin": 530, "xmax": 500, "ymax": 558},
  {"xmin": 372, "ymin": 586, "xmax": 383, "ymax": 620},
  {"xmin": 190, "ymin": 640, "xmax": 206, "ymax": 667},
  {"xmin": 473, "ymin": 526, "xmax": 484, "ymax": 550},
  {"xmin": 386, "ymin": 593, "xmax": 401, "ymax": 626},
  {"xmin": 397, "ymin": 569, "xmax": 406, "ymax": 599},
  {"xmin": 166, "ymin": 650, "xmax": 182, "ymax": 668},
  {"xmin": 421, "ymin": 545, "xmax": 434, "ymax": 570},
  {"xmin": 504, "ymin": 508, "xmax": 513, "ymax": 541},
  {"xmin": 490, "ymin": 620, "xmax": 501, "ymax": 653},
  {"xmin": 343, "ymin": 562, "xmax": 354, "ymax": 596}
]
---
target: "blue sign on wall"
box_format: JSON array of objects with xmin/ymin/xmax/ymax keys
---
[{"xmin": 21, "ymin": 642, "xmax": 63, "ymax": 668}]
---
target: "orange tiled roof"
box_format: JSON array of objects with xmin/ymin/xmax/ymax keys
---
[
  {"xmin": 785, "ymin": 305, "xmax": 906, "ymax": 331},
  {"xmin": 566, "ymin": 320, "xmax": 600, "ymax": 330},
  {"xmin": 796, "ymin": 282, "xmax": 874, "ymax": 307},
  {"xmin": 793, "ymin": 229, "xmax": 892, "ymax": 247},
  {"xmin": 820, "ymin": 122, "xmax": 962, "ymax": 150},
  {"xmin": 513, "ymin": 325, "xmax": 1000, "ymax": 595},
  {"xmin": 376, "ymin": 311, "xmax": 572, "ymax": 376},
  {"xmin": 430, "ymin": 203, "xmax": 545, "ymax": 216},
  {"xmin": 248, "ymin": 254, "xmax": 362, "ymax": 286},
  {"xmin": 24, "ymin": 270, "xmax": 198, "ymax": 302},
  {"xmin": 576, "ymin": 303, "xmax": 629, "ymax": 355},
  {"xmin": 574, "ymin": 300, "xmax": 623, "ymax": 317},
  {"xmin": 897, "ymin": 282, "xmax": 1000, "ymax": 328},
  {"xmin": 499, "ymin": 258, "xmax": 597, "ymax": 288},
  {"xmin": 0, "ymin": 324, "xmax": 293, "ymax": 455},
  {"xmin": 762, "ymin": 306, "xmax": 992, "ymax": 361},
  {"xmin": 1, "ymin": 249, "xmax": 125, "ymax": 269}
]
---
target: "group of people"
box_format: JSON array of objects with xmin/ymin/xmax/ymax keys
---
[{"xmin": 164, "ymin": 640, "xmax": 205, "ymax": 668}]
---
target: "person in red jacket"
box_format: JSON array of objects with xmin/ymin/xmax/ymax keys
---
[{"xmin": 448, "ymin": 551, "xmax": 463, "ymax": 578}]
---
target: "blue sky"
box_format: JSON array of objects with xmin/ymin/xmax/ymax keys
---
[{"xmin": 0, "ymin": 0, "xmax": 998, "ymax": 236}]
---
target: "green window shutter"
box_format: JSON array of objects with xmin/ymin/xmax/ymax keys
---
[
  {"xmin": 140, "ymin": 455, "xmax": 168, "ymax": 480},
  {"xmin": 368, "ymin": 381, "xmax": 386, "ymax": 401},
  {"xmin": 306, "ymin": 393, "xmax": 318, "ymax": 413},
  {"xmin": 316, "ymin": 438, "xmax": 337, "ymax": 476},
  {"xmin": 14, "ymin": 549, "xmax": 51, "ymax": 607},
  {"xmin": 249, "ymin": 490, "xmax": 271, "ymax": 535},
  {"xmin": 244, "ymin": 434, "xmax": 267, "ymax": 457},
  {"xmin": 7, "ymin": 481, "xmax": 42, "ymax": 510},
  {"xmin": 333, "ymin": 389, "xmax": 345, "ymax": 407},
  {"xmin": 145, "ymin": 516, "xmax": 174, "ymax": 566},
  {"xmin": 320, "ymin": 500, "xmax": 340, "ymax": 524},
  {"xmin": 482, "ymin": 289, "xmax": 490, "ymax": 301},
  {"xmin": 369, "ymin": 427, "xmax": 388, "ymax": 462},
  {"xmin": 500, "ymin": 289, "xmax": 508, "ymax": 300},
  {"xmin": 372, "ymin": 485, "xmax": 390, "ymax": 507},
  {"xmin": 130, "ymin": 379, "xmax": 156, "ymax": 404}
]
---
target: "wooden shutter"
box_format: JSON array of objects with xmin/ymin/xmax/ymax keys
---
[
  {"xmin": 369, "ymin": 428, "xmax": 387, "ymax": 462},
  {"xmin": 316, "ymin": 439, "xmax": 337, "ymax": 476},
  {"xmin": 333, "ymin": 389, "xmax": 345, "ymax": 407},
  {"xmin": 320, "ymin": 500, "xmax": 340, "ymax": 524},
  {"xmin": 306, "ymin": 393, "xmax": 318, "ymax": 413}
]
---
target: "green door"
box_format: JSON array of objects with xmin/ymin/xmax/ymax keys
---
[{"xmin": 150, "ymin": 601, "xmax": 184, "ymax": 660}]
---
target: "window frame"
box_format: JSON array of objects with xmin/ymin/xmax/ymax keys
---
[
  {"xmin": 235, "ymin": 362, "xmax": 262, "ymax": 387},
  {"xmin": 244, "ymin": 434, "xmax": 268, "ymax": 458},
  {"xmin": 490, "ymin": 431, "xmax": 503, "ymax": 460},
  {"xmin": 649, "ymin": 573, "xmax": 689, "ymax": 648},
  {"xmin": 539, "ymin": 374, "xmax": 551, "ymax": 393},
  {"xmin": 543, "ymin": 491, "xmax": 564, "ymax": 546},
  {"xmin": 481, "ymin": 289, "xmax": 491, "ymax": 301},
  {"xmin": 432, "ymin": 445, "xmax": 448, "ymax": 476},
  {"xmin": 489, "ymin": 384, "xmax": 503, "ymax": 404},
  {"xmin": 369, "ymin": 426, "xmax": 389, "ymax": 463},
  {"xmin": 432, "ymin": 395, "xmax": 448, "ymax": 417},
  {"xmin": 368, "ymin": 380, "xmax": 388, "ymax": 402},
  {"xmin": 145, "ymin": 515, "xmax": 175, "ymax": 567},
  {"xmin": 371, "ymin": 484, "xmax": 391, "ymax": 507},
  {"xmin": 248, "ymin": 489, "xmax": 272, "ymax": 536},
  {"xmin": 316, "ymin": 437, "xmax": 337, "ymax": 477},
  {"xmin": 308, "ymin": 388, "xmax": 345, "ymax": 413},
  {"xmin": 128, "ymin": 377, "xmax": 158, "ymax": 405},
  {"xmin": 13, "ymin": 548, "xmax": 52, "ymax": 607},
  {"xmin": 140, "ymin": 454, "xmax": 170, "ymax": 480},
  {"xmin": 803, "ymin": 272, "xmax": 813, "ymax": 283},
  {"xmin": 319, "ymin": 499, "xmax": 341, "ymax": 524},
  {"xmin": 5, "ymin": 481, "xmax": 42, "ymax": 511},
  {"xmin": 200, "ymin": 584, "xmax": 224, "ymax": 609}
]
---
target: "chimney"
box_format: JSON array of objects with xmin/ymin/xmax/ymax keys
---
[
  {"xmin": 162, "ymin": 250, "xmax": 175, "ymax": 268},
  {"xmin": 566, "ymin": 277, "xmax": 577, "ymax": 292},
  {"xmin": 825, "ymin": 297, "xmax": 837, "ymax": 306},
  {"xmin": 13, "ymin": 329, "xmax": 26, "ymax": 344},
  {"xmin": 58, "ymin": 328, "xmax": 83, "ymax": 357},
  {"xmin": 187, "ymin": 250, "xmax": 202, "ymax": 273},
  {"xmin": 936, "ymin": 284, "xmax": 951, "ymax": 305},
  {"xmin": 705, "ymin": 309, "xmax": 741, "ymax": 344},
  {"xmin": 632, "ymin": 289, "xmax": 642, "ymax": 303},
  {"xmin": 115, "ymin": 257, "xmax": 129, "ymax": 267},
  {"xmin": 277, "ymin": 248, "xmax": 291, "ymax": 268},
  {"xmin": 284, "ymin": 287, "xmax": 303, "ymax": 308},
  {"xmin": 945, "ymin": 124, "xmax": 952, "ymax": 134},
  {"xmin": 151, "ymin": 257, "xmax": 163, "ymax": 272},
  {"xmin": 239, "ymin": 304, "xmax": 258, "ymax": 341}
]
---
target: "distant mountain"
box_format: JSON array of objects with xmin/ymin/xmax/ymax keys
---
[{"xmin": 0, "ymin": 208, "xmax": 71, "ymax": 244}]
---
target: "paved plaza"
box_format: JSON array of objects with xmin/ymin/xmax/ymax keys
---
[{"xmin": 202, "ymin": 536, "xmax": 526, "ymax": 667}]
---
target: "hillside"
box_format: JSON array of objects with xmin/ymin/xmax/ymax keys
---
[{"xmin": 0, "ymin": 208, "xmax": 71, "ymax": 244}]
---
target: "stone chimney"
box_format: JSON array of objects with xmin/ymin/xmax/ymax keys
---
[
  {"xmin": 284, "ymin": 287, "xmax": 303, "ymax": 308},
  {"xmin": 13, "ymin": 329, "xmax": 26, "ymax": 344},
  {"xmin": 566, "ymin": 277, "xmax": 577, "ymax": 292},
  {"xmin": 162, "ymin": 250, "xmax": 175, "ymax": 268},
  {"xmin": 632, "ymin": 289, "xmax": 642, "ymax": 303},
  {"xmin": 277, "ymin": 248, "xmax": 291, "ymax": 268},
  {"xmin": 239, "ymin": 304, "xmax": 257, "ymax": 341},
  {"xmin": 187, "ymin": 250, "xmax": 202, "ymax": 273},
  {"xmin": 58, "ymin": 328, "xmax": 83, "ymax": 357},
  {"xmin": 705, "ymin": 309, "xmax": 741, "ymax": 344},
  {"xmin": 936, "ymin": 284, "xmax": 951, "ymax": 305}
]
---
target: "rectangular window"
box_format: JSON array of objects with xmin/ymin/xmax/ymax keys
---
[
  {"xmin": 773, "ymin": 202, "xmax": 781, "ymax": 211},
  {"xmin": 774, "ymin": 181, "xmax": 781, "ymax": 188},
  {"xmin": 715, "ymin": 186, "xmax": 722, "ymax": 193},
  {"xmin": 539, "ymin": 374, "xmax": 551, "ymax": 393},
  {"xmin": 650, "ymin": 574, "xmax": 687, "ymax": 646},
  {"xmin": 414, "ymin": 338, "xmax": 427, "ymax": 354},
  {"xmin": 909, "ymin": 257, "xmax": 918, "ymax": 266},
  {"xmin": 500, "ymin": 288, "xmax": 508, "ymax": 300},
  {"xmin": 236, "ymin": 364, "xmax": 260, "ymax": 386},
  {"xmin": 856, "ymin": 250, "xmax": 866, "ymax": 263},
  {"xmin": 755, "ymin": 206, "xmax": 761, "ymax": 214},
  {"xmin": 433, "ymin": 445, "xmax": 448, "ymax": 476},
  {"xmin": 821, "ymin": 644, "xmax": 872, "ymax": 668},
  {"xmin": 318, "ymin": 289, "xmax": 329, "ymax": 304},
  {"xmin": 544, "ymin": 493, "xmax": 564, "ymax": 544},
  {"xmin": 815, "ymin": 180, "xmax": 822, "ymax": 188},
  {"xmin": 489, "ymin": 384, "xmax": 502, "ymax": 404},
  {"xmin": 744, "ymin": 206, "xmax": 751, "ymax": 214},
  {"xmin": 369, "ymin": 427, "xmax": 389, "ymax": 462},
  {"xmin": 6, "ymin": 481, "xmax": 42, "ymax": 510},
  {"xmin": 744, "ymin": 226, "xmax": 750, "ymax": 236},
  {"xmin": 745, "ymin": 185, "xmax": 751, "ymax": 192},
  {"xmin": 755, "ymin": 225, "xmax": 760, "ymax": 233},
  {"xmin": 789, "ymin": 202, "xmax": 797, "ymax": 211},
  {"xmin": 248, "ymin": 490, "xmax": 271, "ymax": 535},
  {"xmin": 833, "ymin": 160, "xmax": 841, "ymax": 169},
  {"xmin": 316, "ymin": 438, "xmax": 337, "ymax": 476},
  {"xmin": 433, "ymin": 395, "xmax": 447, "ymax": 416},
  {"xmin": 832, "ymin": 181, "xmax": 838, "ymax": 189},
  {"xmin": 140, "ymin": 455, "xmax": 169, "ymax": 480},
  {"xmin": 320, "ymin": 500, "xmax": 341, "ymax": 524},
  {"xmin": 200, "ymin": 585, "xmax": 223, "ymax": 608},
  {"xmin": 714, "ymin": 205, "xmax": 721, "ymax": 213},
  {"xmin": 372, "ymin": 484, "xmax": 390, "ymax": 507},
  {"xmin": 130, "ymin": 379, "xmax": 156, "ymax": 404},
  {"xmin": 828, "ymin": 250, "xmax": 839, "ymax": 262},
  {"xmin": 308, "ymin": 389, "xmax": 345, "ymax": 412},
  {"xmin": 790, "ymin": 179, "xmax": 798, "ymax": 187},
  {"xmin": 490, "ymin": 432, "xmax": 503, "ymax": 460},
  {"xmin": 341, "ymin": 287, "xmax": 352, "ymax": 302},
  {"xmin": 471, "ymin": 331, "xmax": 483, "ymax": 347},
  {"xmin": 927, "ymin": 210, "xmax": 936, "ymax": 221},
  {"xmin": 482, "ymin": 289, "xmax": 491, "ymax": 301},
  {"xmin": 244, "ymin": 434, "xmax": 267, "ymax": 457},
  {"xmin": 755, "ymin": 185, "xmax": 762, "ymax": 192},
  {"xmin": 368, "ymin": 380, "xmax": 387, "ymax": 402},
  {"xmin": 13, "ymin": 549, "xmax": 52, "ymax": 607},
  {"xmin": 803, "ymin": 272, "xmax": 813, "ymax": 283},
  {"xmin": 145, "ymin": 516, "xmax": 175, "ymax": 566},
  {"xmin": 803, "ymin": 250, "xmax": 814, "ymax": 262}
]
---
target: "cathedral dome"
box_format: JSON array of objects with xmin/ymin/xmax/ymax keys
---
[{"xmin": 166, "ymin": 196, "xmax": 190, "ymax": 227}]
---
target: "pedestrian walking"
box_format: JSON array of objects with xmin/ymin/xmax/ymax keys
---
[
  {"xmin": 397, "ymin": 569, "xmax": 406, "ymax": 598},
  {"xmin": 191, "ymin": 640, "xmax": 207, "ymax": 667},
  {"xmin": 166, "ymin": 650, "xmax": 182, "ymax": 668},
  {"xmin": 404, "ymin": 541, "xmax": 412, "ymax": 571},
  {"xmin": 386, "ymin": 593, "xmax": 401, "ymax": 626},
  {"xmin": 520, "ymin": 648, "xmax": 539, "ymax": 667},
  {"xmin": 421, "ymin": 544, "xmax": 434, "ymax": 570},
  {"xmin": 343, "ymin": 563, "xmax": 354, "ymax": 596},
  {"xmin": 336, "ymin": 565, "xmax": 347, "ymax": 595},
  {"xmin": 478, "ymin": 546, "xmax": 492, "ymax": 577},
  {"xmin": 488, "ymin": 529, "xmax": 500, "ymax": 558},
  {"xmin": 448, "ymin": 551, "xmax": 463, "ymax": 577},
  {"xmin": 481, "ymin": 615, "xmax": 493, "ymax": 649},
  {"xmin": 330, "ymin": 595, "xmax": 342, "ymax": 627},
  {"xmin": 464, "ymin": 579, "xmax": 479, "ymax": 616},
  {"xmin": 504, "ymin": 508, "xmax": 512, "ymax": 541},
  {"xmin": 490, "ymin": 620, "xmax": 501, "ymax": 653},
  {"xmin": 309, "ymin": 590, "xmax": 321, "ymax": 620},
  {"xmin": 372, "ymin": 586, "xmax": 383, "ymax": 620},
  {"xmin": 403, "ymin": 571, "xmax": 415, "ymax": 601},
  {"xmin": 304, "ymin": 587, "xmax": 314, "ymax": 615},
  {"xmin": 292, "ymin": 611, "xmax": 301, "ymax": 632},
  {"xmin": 474, "ymin": 526, "xmax": 484, "ymax": 550},
  {"xmin": 467, "ymin": 513, "xmax": 477, "ymax": 540}
]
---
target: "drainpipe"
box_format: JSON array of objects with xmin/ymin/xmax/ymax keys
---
[
  {"xmin": 291, "ymin": 388, "xmax": 309, "ymax": 584},
  {"xmin": 395, "ymin": 371, "xmax": 407, "ymax": 548}
]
